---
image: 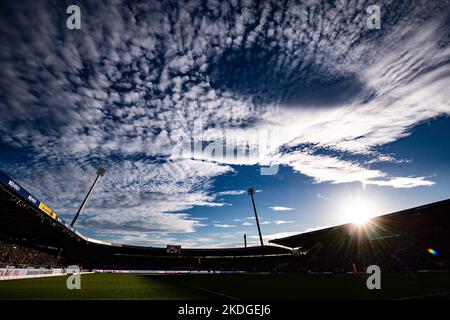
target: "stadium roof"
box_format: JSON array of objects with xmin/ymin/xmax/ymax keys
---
[{"xmin": 269, "ymin": 198, "xmax": 450, "ymax": 249}]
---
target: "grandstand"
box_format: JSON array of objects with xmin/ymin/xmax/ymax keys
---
[
  {"xmin": 270, "ymin": 199, "xmax": 450, "ymax": 272},
  {"xmin": 0, "ymin": 170, "xmax": 291, "ymax": 272}
]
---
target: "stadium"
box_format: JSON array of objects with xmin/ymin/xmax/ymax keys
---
[
  {"xmin": 1, "ymin": 169, "xmax": 449, "ymax": 300},
  {"xmin": 1, "ymin": 0, "xmax": 450, "ymax": 305}
]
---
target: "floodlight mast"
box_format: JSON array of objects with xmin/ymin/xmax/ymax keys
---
[
  {"xmin": 247, "ymin": 188, "xmax": 264, "ymax": 246},
  {"xmin": 70, "ymin": 168, "xmax": 106, "ymax": 227}
]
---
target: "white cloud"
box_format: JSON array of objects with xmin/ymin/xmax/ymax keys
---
[
  {"xmin": 11, "ymin": 159, "xmax": 233, "ymax": 234},
  {"xmin": 366, "ymin": 176, "xmax": 435, "ymax": 189},
  {"xmin": 267, "ymin": 151, "xmax": 435, "ymax": 188},
  {"xmin": 213, "ymin": 224, "xmax": 236, "ymax": 228},
  {"xmin": 269, "ymin": 206, "xmax": 296, "ymax": 212},
  {"xmin": 273, "ymin": 220, "xmax": 295, "ymax": 225},
  {"xmin": 2, "ymin": 1, "xmax": 446, "ymax": 194},
  {"xmin": 217, "ymin": 190, "xmax": 247, "ymax": 196}
]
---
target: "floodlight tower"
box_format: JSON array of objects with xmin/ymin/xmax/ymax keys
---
[
  {"xmin": 70, "ymin": 167, "xmax": 106, "ymax": 227},
  {"xmin": 247, "ymin": 188, "xmax": 264, "ymax": 246}
]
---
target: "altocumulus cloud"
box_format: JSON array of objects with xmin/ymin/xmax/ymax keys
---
[{"xmin": 0, "ymin": 0, "xmax": 449, "ymax": 242}]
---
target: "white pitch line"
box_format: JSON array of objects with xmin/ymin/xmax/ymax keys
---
[
  {"xmin": 394, "ymin": 291, "xmax": 450, "ymax": 300},
  {"xmin": 182, "ymin": 283, "xmax": 240, "ymax": 300}
]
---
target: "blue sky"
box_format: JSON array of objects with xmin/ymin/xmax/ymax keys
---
[{"xmin": 0, "ymin": 0, "xmax": 449, "ymax": 247}]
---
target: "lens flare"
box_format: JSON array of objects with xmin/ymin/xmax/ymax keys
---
[
  {"xmin": 339, "ymin": 198, "xmax": 377, "ymax": 226},
  {"xmin": 427, "ymin": 248, "xmax": 438, "ymax": 256}
]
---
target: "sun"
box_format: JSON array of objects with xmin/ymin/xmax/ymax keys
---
[{"xmin": 339, "ymin": 198, "xmax": 377, "ymax": 226}]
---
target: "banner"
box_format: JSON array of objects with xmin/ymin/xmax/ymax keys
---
[
  {"xmin": 0, "ymin": 170, "xmax": 104, "ymax": 246},
  {"xmin": 0, "ymin": 170, "xmax": 40, "ymax": 208},
  {"xmin": 38, "ymin": 202, "xmax": 57, "ymax": 220},
  {"xmin": 0, "ymin": 268, "xmax": 66, "ymax": 280},
  {"xmin": 0, "ymin": 170, "xmax": 59, "ymax": 220}
]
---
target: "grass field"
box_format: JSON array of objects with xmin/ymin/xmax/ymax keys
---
[{"xmin": 0, "ymin": 272, "xmax": 449, "ymax": 300}]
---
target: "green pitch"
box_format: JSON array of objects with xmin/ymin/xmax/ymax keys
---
[{"xmin": 0, "ymin": 273, "xmax": 449, "ymax": 300}]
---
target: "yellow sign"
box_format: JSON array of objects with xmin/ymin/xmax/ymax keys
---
[{"xmin": 38, "ymin": 202, "xmax": 56, "ymax": 219}]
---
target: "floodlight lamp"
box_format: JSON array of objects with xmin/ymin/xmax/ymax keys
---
[{"xmin": 97, "ymin": 167, "xmax": 106, "ymax": 177}]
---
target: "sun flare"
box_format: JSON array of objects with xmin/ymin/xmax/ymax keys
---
[{"xmin": 339, "ymin": 198, "xmax": 377, "ymax": 226}]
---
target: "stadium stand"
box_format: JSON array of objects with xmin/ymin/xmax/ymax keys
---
[
  {"xmin": 0, "ymin": 240, "xmax": 62, "ymax": 268},
  {"xmin": 0, "ymin": 169, "xmax": 448, "ymax": 273},
  {"xmin": 270, "ymin": 200, "xmax": 450, "ymax": 272},
  {"xmin": 0, "ymin": 170, "xmax": 291, "ymax": 271}
]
